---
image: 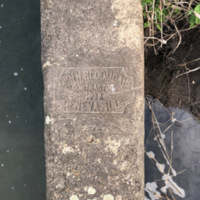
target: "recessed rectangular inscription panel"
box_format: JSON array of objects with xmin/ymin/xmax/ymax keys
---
[
  {"xmin": 41, "ymin": 0, "xmax": 144, "ymax": 199},
  {"xmin": 54, "ymin": 67, "xmax": 134, "ymax": 113}
]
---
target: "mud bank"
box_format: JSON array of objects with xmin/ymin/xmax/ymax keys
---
[{"xmin": 145, "ymin": 28, "xmax": 200, "ymax": 120}]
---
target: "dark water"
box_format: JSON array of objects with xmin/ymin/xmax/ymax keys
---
[
  {"xmin": 0, "ymin": 0, "xmax": 46, "ymax": 200},
  {"xmin": 145, "ymin": 98, "xmax": 200, "ymax": 200}
]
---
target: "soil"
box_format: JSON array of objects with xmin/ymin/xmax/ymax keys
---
[{"xmin": 145, "ymin": 27, "xmax": 200, "ymax": 121}]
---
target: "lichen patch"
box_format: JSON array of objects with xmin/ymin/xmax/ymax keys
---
[
  {"xmin": 42, "ymin": 60, "xmax": 52, "ymax": 69},
  {"xmin": 87, "ymin": 186, "xmax": 96, "ymax": 195},
  {"xmin": 105, "ymin": 137, "xmax": 121, "ymax": 155},
  {"xmin": 45, "ymin": 116, "xmax": 51, "ymax": 124},
  {"xmin": 58, "ymin": 144, "xmax": 74, "ymax": 154},
  {"xmin": 103, "ymin": 194, "xmax": 115, "ymax": 200},
  {"xmin": 70, "ymin": 195, "xmax": 79, "ymax": 200}
]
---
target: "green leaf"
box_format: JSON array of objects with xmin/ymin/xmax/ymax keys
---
[
  {"xmin": 188, "ymin": 4, "xmax": 200, "ymax": 27},
  {"xmin": 195, "ymin": 16, "xmax": 200, "ymax": 25},
  {"xmin": 194, "ymin": 4, "xmax": 200, "ymax": 13},
  {"xmin": 162, "ymin": 9, "xmax": 168, "ymax": 16},
  {"xmin": 157, "ymin": 13, "xmax": 162, "ymax": 22},
  {"xmin": 175, "ymin": 9, "xmax": 179, "ymax": 14},
  {"xmin": 189, "ymin": 15, "xmax": 196, "ymax": 27},
  {"xmin": 187, "ymin": 10, "xmax": 193, "ymax": 16},
  {"xmin": 144, "ymin": 21, "xmax": 149, "ymax": 28},
  {"xmin": 156, "ymin": 24, "xmax": 162, "ymax": 31}
]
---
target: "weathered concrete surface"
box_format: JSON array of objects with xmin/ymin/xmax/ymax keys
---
[{"xmin": 41, "ymin": 0, "xmax": 144, "ymax": 199}]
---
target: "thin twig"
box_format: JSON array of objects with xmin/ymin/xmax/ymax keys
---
[
  {"xmin": 178, "ymin": 57, "xmax": 200, "ymax": 67},
  {"xmin": 175, "ymin": 66, "xmax": 200, "ymax": 78}
]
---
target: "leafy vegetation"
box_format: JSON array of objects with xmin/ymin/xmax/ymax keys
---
[
  {"xmin": 188, "ymin": 3, "xmax": 200, "ymax": 27},
  {"xmin": 142, "ymin": 0, "xmax": 200, "ymax": 54}
]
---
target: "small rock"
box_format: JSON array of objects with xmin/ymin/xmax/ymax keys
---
[
  {"xmin": 54, "ymin": 178, "xmax": 65, "ymax": 192},
  {"xmin": 87, "ymin": 135, "xmax": 94, "ymax": 143}
]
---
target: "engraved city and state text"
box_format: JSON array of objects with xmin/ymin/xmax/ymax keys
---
[{"xmin": 54, "ymin": 67, "xmax": 134, "ymax": 113}]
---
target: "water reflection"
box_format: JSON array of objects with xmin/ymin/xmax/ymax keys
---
[
  {"xmin": 0, "ymin": 0, "xmax": 46, "ymax": 200},
  {"xmin": 145, "ymin": 98, "xmax": 200, "ymax": 200}
]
